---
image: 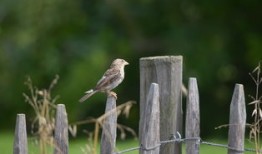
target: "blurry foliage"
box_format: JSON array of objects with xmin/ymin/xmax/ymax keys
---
[{"xmin": 0, "ymin": 0, "xmax": 262, "ymax": 137}]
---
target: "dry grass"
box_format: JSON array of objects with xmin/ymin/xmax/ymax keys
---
[
  {"xmin": 248, "ymin": 62, "xmax": 262, "ymax": 154},
  {"xmin": 71, "ymin": 101, "xmax": 137, "ymax": 154},
  {"xmin": 23, "ymin": 75, "xmax": 136, "ymax": 154},
  {"xmin": 23, "ymin": 75, "xmax": 59, "ymax": 154}
]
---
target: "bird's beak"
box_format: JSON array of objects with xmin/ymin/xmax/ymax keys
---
[{"xmin": 125, "ymin": 61, "xmax": 129, "ymax": 65}]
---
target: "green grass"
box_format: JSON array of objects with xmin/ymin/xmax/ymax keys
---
[
  {"xmin": 0, "ymin": 132, "xmax": 13, "ymax": 154},
  {"xmin": 0, "ymin": 131, "xmax": 256, "ymax": 154}
]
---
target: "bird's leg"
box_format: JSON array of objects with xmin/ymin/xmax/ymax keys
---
[{"xmin": 107, "ymin": 91, "xmax": 117, "ymax": 99}]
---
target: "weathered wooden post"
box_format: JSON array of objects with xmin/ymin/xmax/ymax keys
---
[
  {"xmin": 185, "ymin": 78, "xmax": 200, "ymax": 154},
  {"xmin": 54, "ymin": 104, "xmax": 68, "ymax": 154},
  {"xmin": 101, "ymin": 96, "xmax": 117, "ymax": 154},
  {"xmin": 140, "ymin": 83, "xmax": 160, "ymax": 154},
  {"xmin": 228, "ymin": 84, "xmax": 246, "ymax": 154},
  {"xmin": 13, "ymin": 114, "xmax": 28, "ymax": 154},
  {"xmin": 140, "ymin": 56, "xmax": 183, "ymax": 154}
]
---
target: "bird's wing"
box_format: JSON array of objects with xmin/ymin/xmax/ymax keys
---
[{"xmin": 95, "ymin": 68, "xmax": 120, "ymax": 90}]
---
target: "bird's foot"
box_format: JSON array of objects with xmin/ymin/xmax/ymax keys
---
[{"xmin": 108, "ymin": 91, "xmax": 117, "ymax": 99}]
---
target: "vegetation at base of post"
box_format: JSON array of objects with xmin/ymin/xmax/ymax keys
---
[
  {"xmin": 23, "ymin": 75, "xmax": 59, "ymax": 154},
  {"xmin": 248, "ymin": 62, "xmax": 262, "ymax": 154},
  {"xmin": 71, "ymin": 101, "xmax": 137, "ymax": 154},
  {"xmin": 23, "ymin": 75, "xmax": 136, "ymax": 154}
]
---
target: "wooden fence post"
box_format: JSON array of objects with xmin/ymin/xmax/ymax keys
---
[
  {"xmin": 13, "ymin": 114, "xmax": 28, "ymax": 154},
  {"xmin": 140, "ymin": 56, "xmax": 183, "ymax": 154},
  {"xmin": 140, "ymin": 83, "xmax": 160, "ymax": 154},
  {"xmin": 54, "ymin": 104, "xmax": 68, "ymax": 154},
  {"xmin": 185, "ymin": 78, "xmax": 200, "ymax": 154},
  {"xmin": 101, "ymin": 96, "xmax": 117, "ymax": 154},
  {"xmin": 228, "ymin": 84, "xmax": 246, "ymax": 154}
]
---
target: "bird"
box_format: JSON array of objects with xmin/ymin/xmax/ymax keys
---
[{"xmin": 79, "ymin": 58, "xmax": 129, "ymax": 103}]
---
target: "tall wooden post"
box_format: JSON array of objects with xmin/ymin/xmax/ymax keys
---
[
  {"xmin": 228, "ymin": 84, "xmax": 246, "ymax": 154},
  {"xmin": 101, "ymin": 96, "xmax": 117, "ymax": 154},
  {"xmin": 185, "ymin": 78, "xmax": 200, "ymax": 154},
  {"xmin": 140, "ymin": 83, "xmax": 160, "ymax": 154},
  {"xmin": 140, "ymin": 56, "xmax": 183, "ymax": 154},
  {"xmin": 13, "ymin": 114, "xmax": 28, "ymax": 154},
  {"xmin": 54, "ymin": 104, "xmax": 68, "ymax": 154}
]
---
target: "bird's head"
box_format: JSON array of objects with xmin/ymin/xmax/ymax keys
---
[{"xmin": 111, "ymin": 59, "xmax": 129, "ymax": 68}]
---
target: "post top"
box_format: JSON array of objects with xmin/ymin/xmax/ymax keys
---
[{"xmin": 140, "ymin": 55, "xmax": 183, "ymax": 61}]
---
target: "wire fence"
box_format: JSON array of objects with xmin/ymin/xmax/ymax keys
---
[{"xmin": 114, "ymin": 132, "xmax": 259, "ymax": 154}]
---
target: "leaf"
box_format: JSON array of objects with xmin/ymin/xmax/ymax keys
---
[
  {"xmin": 248, "ymin": 100, "xmax": 260, "ymax": 105},
  {"xmin": 252, "ymin": 109, "xmax": 257, "ymax": 117},
  {"xmin": 123, "ymin": 103, "xmax": 132, "ymax": 118},
  {"xmin": 248, "ymin": 95, "xmax": 256, "ymax": 101},
  {"xmin": 69, "ymin": 125, "xmax": 77, "ymax": 137},
  {"xmin": 249, "ymin": 73, "xmax": 257, "ymax": 84},
  {"xmin": 259, "ymin": 109, "xmax": 262, "ymax": 119},
  {"xmin": 252, "ymin": 66, "xmax": 260, "ymax": 73}
]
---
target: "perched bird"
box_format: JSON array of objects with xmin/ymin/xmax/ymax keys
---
[{"xmin": 79, "ymin": 58, "xmax": 129, "ymax": 103}]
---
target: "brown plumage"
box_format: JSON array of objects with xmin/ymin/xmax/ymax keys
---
[{"xmin": 79, "ymin": 58, "xmax": 129, "ymax": 103}]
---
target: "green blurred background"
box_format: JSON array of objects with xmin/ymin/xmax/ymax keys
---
[{"xmin": 0, "ymin": 0, "xmax": 262, "ymax": 138}]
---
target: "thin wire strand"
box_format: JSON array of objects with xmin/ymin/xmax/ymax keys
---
[{"xmin": 114, "ymin": 135, "xmax": 260, "ymax": 154}]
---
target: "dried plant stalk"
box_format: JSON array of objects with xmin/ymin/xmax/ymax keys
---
[
  {"xmin": 248, "ymin": 62, "xmax": 262, "ymax": 154},
  {"xmin": 71, "ymin": 101, "xmax": 137, "ymax": 154},
  {"xmin": 23, "ymin": 75, "xmax": 59, "ymax": 154}
]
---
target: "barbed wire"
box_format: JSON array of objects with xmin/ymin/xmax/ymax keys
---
[{"xmin": 114, "ymin": 132, "xmax": 259, "ymax": 154}]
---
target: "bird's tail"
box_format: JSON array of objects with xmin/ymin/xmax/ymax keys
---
[{"xmin": 79, "ymin": 89, "xmax": 97, "ymax": 103}]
